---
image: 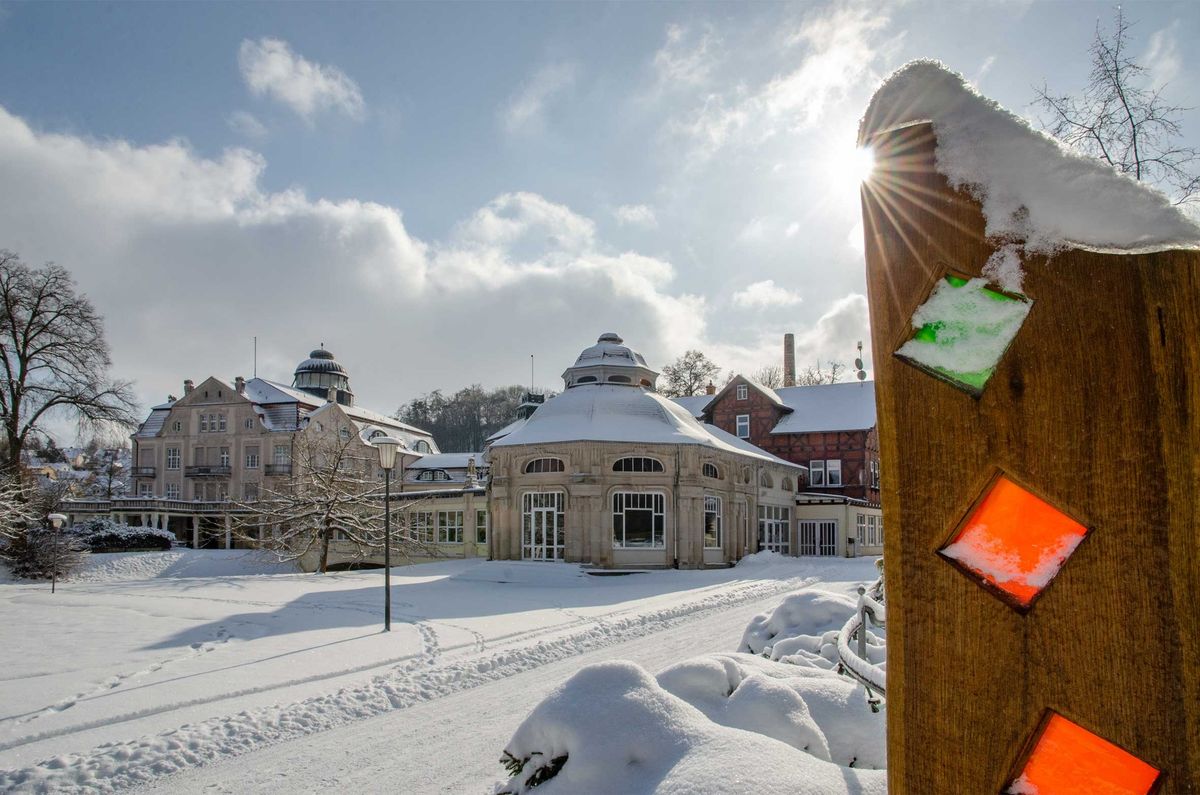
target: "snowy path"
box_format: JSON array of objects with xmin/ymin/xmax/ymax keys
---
[
  {"xmin": 137, "ymin": 589, "xmax": 771, "ymax": 794},
  {"xmin": 0, "ymin": 553, "xmax": 881, "ymax": 793}
]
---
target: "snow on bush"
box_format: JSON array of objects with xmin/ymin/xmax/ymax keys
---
[
  {"xmin": 740, "ymin": 589, "xmax": 885, "ymax": 669},
  {"xmin": 0, "ymin": 526, "xmax": 87, "ymax": 580},
  {"xmin": 860, "ymin": 60, "xmax": 1200, "ymax": 255},
  {"xmin": 68, "ymin": 549, "xmax": 297, "ymax": 582},
  {"xmin": 69, "ymin": 517, "xmax": 174, "ymax": 552},
  {"xmin": 496, "ymin": 660, "xmax": 886, "ymax": 795}
]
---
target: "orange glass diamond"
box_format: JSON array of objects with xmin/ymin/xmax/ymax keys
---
[
  {"xmin": 1007, "ymin": 713, "xmax": 1161, "ymax": 794},
  {"xmin": 940, "ymin": 475, "xmax": 1087, "ymax": 609}
]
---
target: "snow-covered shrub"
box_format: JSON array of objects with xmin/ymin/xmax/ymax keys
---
[
  {"xmin": 740, "ymin": 589, "xmax": 886, "ymax": 668},
  {"xmin": 69, "ymin": 518, "xmax": 174, "ymax": 552},
  {"xmin": 0, "ymin": 526, "xmax": 87, "ymax": 580},
  {"xmin": 495, "ymin": 659, "xmax": 886, "ymax": 794}
]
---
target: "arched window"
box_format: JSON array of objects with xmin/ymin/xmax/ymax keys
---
[
  {"xmin": 577, "ymin": 376, "xmax": 597, "ymax": 383},
  {"xmin": 524, "ymin": 458, "xmax": 565, "ymax": 474},
  {"xmin": 414, "ymin": 440, "xmax": 432, "ymax": 453},
  {"xmin": 702, "ymin": 462, "xmax": 721, "ymax": 479},
  {"xmin": 741, "ymin": 467, "xmax": 752, "ymax": 484},
  {"xmin": 416, "ymin": 469, "xmax": 451, "ymax": 482},
  {"xmin": 782, "ymin": 476, "xmax": 794, "ymax": 492},
  {"xmin": 613, "ymin": 457, "xmax": 664, "ymax": 473},
  {"xmin": 607, "ymin": 375, "xmax": 632, "ymax": 384},
  {"xmin": 759, "ymin": 472, "xmax": 774, "ymax": 489},
  {"xmin": 368, "ymin": 429, "xmax": 386, "ymax": 440}
]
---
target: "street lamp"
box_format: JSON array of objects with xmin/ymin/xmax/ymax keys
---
[
  {"xmin": 47, "ymin": 513, "xmax": 67, "ymax": 594},
  {"xmin": 372, "ymin": 436, "xmax": 402, "ymax": 632}
]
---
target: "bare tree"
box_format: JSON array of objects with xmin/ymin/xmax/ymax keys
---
[
  {"xmin": 796, "ymin": 361, "xmax": 846, "ymax": 386},
  {"xmin": 659, "ymin": 350, "xmax": 722, "ymax": 397},
  {"xmin": 1034, "ymin": 8, "xmax": 1200, "ymax": 205},
  {"xmin": 752, "ymin": 365, "xmax": 784, "ymax": 389},
  {"xmin": 231, "ymin": 432, "xmax": 436, "ymax": 573},
  {"xmin": 0, "ymin": 252, "xmax": 139, "ymax": 475}
]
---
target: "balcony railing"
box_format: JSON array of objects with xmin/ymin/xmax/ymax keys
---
[
  {"xmin": 130, "ymin": 466, "xmax": 156, "ymax": 478},
  {"xmin": 184, "ymin": 465, "xmax": 232, "ymax": 478},
  {"xmin": 264, "ymin": 463, "xmax": 292, "ymax": 476}
]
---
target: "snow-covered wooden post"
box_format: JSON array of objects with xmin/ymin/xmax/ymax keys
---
[{"xmin": 859, "ymin": 62, "xmax": 1199, "ymax": 794}]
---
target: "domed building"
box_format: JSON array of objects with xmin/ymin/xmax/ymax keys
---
[
  {"xmin": 292, "ymin": 345, "xmax": 355, "ymax": 406},
  {"xmin": 487, "ymin": 333, "xmax": 805, "ymax": 568}
]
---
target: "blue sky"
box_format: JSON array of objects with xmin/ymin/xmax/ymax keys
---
[{"xmin": 1, "ymin": 0, "xmax": 1196, "ymax": 434}]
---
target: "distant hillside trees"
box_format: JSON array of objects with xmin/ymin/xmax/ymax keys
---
[{"xmin": 396, "ymin": 385, "xmax": 528, "ymax": 452}]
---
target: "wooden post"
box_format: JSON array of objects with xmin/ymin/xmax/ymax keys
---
[{"xmin": 862, "ymin": 122, "xmax": 1199, "ymax": 792}]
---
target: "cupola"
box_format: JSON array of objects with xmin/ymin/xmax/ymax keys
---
[
  {"xmin": 561, "ymin": 332, "xmax": 659, "ymax": 390},
  {"xmin": 293, "ymin": 345, "xmax": 355, "ymax": 406}
]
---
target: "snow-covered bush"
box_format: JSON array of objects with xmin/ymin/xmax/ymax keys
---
[
  {"xmin": 495, "ymin": 659, "xmax": 886, "ymax": 794},
  {"xmin": 69, "ymin": 518, "xmax": 174, "ymax": 552},
  {"xmin": 741, "ymin": 589, "xmax": 886, "ymax": 669},
  {"xmin": 0, "ymin": 526, "xmax": 87, "ymax": 580}
]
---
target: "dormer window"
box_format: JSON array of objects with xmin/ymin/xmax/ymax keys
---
[{"xmin": 416, "ymin": 470, "xmax": 451, "ymax": 482}]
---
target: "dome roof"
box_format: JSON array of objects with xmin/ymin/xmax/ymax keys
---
[
  {"xmin": 295, "ymin": 347, "xmax": 348, "ymax": 377},
  {"xmin": 563, "ymin": 332, "xmax": 658, "ymax": 389}
]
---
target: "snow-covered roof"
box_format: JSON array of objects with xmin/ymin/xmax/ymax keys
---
[
  {"xmin": 860, "ymin": 60, "xmax": 1200, "ymax": 254},
  {"xmin": 487, "ymin": 417, "xmax": 528, "ymax": 443},
  {"xmin": 568, "ymin": 332, "xmax": 651, "ymax": 371},
  {"xmin": 491, "ymin": 384, "xmax": 802, "ymax": 468},
  {"xmin": 672, "ymin": 395, "xmax": 711, "ymax": 419},
  {"xmin": 769, "ymin": 382, "xmax": 876, "ymax": 435},
  {"xmin": 135, "ymin": 408, "xmax": 172, "ymax": 438},
  {"xmin": 408, "ymin": 453, "xmax": 484, "ymax": 470},
  {"xmin": 701, "ymin": 424, "xmax": 805, "ymax": 471}
]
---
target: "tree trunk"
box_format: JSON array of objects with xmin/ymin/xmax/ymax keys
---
[{"xmin": 317, "ymin": 525, "xmax": 331, "ymax": 574}]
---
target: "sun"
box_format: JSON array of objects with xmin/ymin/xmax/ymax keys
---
[{"xmin": 849, "ymin": 146, "xmax": 876, "ymax": 183}]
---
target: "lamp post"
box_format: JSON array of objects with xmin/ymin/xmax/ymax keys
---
[
  {"xmin": 372, "ymin": 436, "xmax": 401, "ymax": 632},
  {"xmin": 47, "ymin": 513, "xmax": 67, "ymax": 594}
]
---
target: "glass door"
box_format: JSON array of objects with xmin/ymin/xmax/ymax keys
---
[{"xmin": 523, "ymin": 493, "xmax": 565, "ymax": 561}]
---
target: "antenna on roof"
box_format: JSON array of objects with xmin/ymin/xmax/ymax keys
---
[
  {"xmin": 854, "ymin": 341, "xmax": 867, "ymax": 384},
  {"xmin": 253, "ymin": 336, "xmax": 257, "ymax": 379},
  {"xmin": 530, "ymin": 354, "xmax": 535, "ymax": 393}
]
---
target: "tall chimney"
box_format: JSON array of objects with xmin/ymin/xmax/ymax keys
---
[
  {"xmin": 235, "ymin": 376, "xmax": 245, "ymax": 395},
  {"xmin": 705, "ymin": 381, "xmax": 716, "ymax": 395},
  {"xmin": 183, "ymin": 379, "xmax": 194, "ymax": 395},
  {"xmin": 783, "ymin": 333, "xmax": 796, "ymax": 387}
]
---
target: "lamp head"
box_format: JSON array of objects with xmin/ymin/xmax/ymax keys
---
[
  {"xmin": 372, "ymin": 436, "xmax": 402, "ymax": 471},
  {"xmin": 47, "ymin": 513, "xmax": 67, "ymax": 529}
]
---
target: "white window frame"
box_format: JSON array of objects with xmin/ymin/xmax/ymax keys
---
[
  {"xmin": 612, "ymin": 491, "xmax": 666, "ymax": 549},
  {"xmin": 437, "ymin": 510, "xmax": 464, "ymax": 544},
  {"xmin": 408, "ymin": 511, "xmax": 434, "ymax": 543},
  {"xmin": 138, "ymin": 481, "xmax": 152, "ymax": 497},
  {"xmin": 172, "ymin": 420, "xmax": 182, "ymax": 433},
  {"xmin": 165, "ymin": 483, "xmax": 180, "ymax": 499},
  {"xmin": 200, "ymin": 414, "xmax": 209, "ymax": 433},
  {"xmin": 244, "ymin": 417, "xmax": 254, "ymax": 430},
  {"xmin": 736, "ymin": 384, "xmax": 748, "ymax": 400},
  {"xmin": 735, "ymin": 414, "xmax": 750, "ymax": 439},
  {"xmin": 758, "ymin": 505, "xmax": 791, "ymax": 554},
  {"xmin": 798, "ymin": 519, "xmax": 838, "ymax": 556},
  {"xmin": 703, "ymin": 495, "xmax": 723, "ymax": 549},
  {"xmin": 166, "ymin": 447, "xmax": 180, "ymax": 470},
  {"xmin": 218, "ymin": 414, "xmax": 227, "ymax": 432},
  {"xmin": 857, "ymin": 513, "xmax": 867, "ymax": 545},
  {"xmin": 475, "ymin": 510, "xmax": 488, "ymax": 544},
  {"xmin": 809, "ymin": 460, "xmax": 826, "ymax": 487},
  {"xmin": 274, "ymin": 445, "xmax": 290, "ymax": 465},
  {"xmin": 219, "ymin": 447, "xmax": 230, "ymax": 467},
  {"xmin": 246, "ymin": 450, "xmax": 260, "ymax": 469},
  {"xmin": 827, "ymin": 459, "xmax": 842, "ymax": 487},
  {"xmin": 522, "ymin": 491, "xmax": 566, "ymax": 561}
]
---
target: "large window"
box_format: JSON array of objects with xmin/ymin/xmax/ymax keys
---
[
  {"xmin": 613, "ymin": 457, "xmax": 664, "ymax": 473},
  {"xmin": 274, "ymin": 445, "xmax": 290, "ymax": 465},
  {"xmin": 735, "ymin": 414, "xmax": 750, "ymax": 438},
  {"xmin": 437, "ymin": 511, "xmax": 464, "ymax": 544},
  {"xmin": 475, "ymin": 510, "xmax": 488, "ymax": 544},
  {"xmin": 857, "ymin": 513, "xmax": 867, "ymax": 546},
  {"xmin": 758, "ymin": 505, "xmax": 791, "ymax": 554},
  {"xmin": 704, "ymin": 495, "xmax": 722, "ymax": 549},
  {"xmin": 808, "ymin": 459, "xmax": 842, "ymax": 488},
  {"xmin": 166, "ymin": 483, "xmax": 180, "ymax": 499},
  {"xmin": 613, "ymin": 492, "xmax": 666, "ymax": 548},
  {"xmin": 408, "ymin": 511, "xmax": 434, "ymax": 543},
  {"xmin": 525, "ymin": 458, "xmax": 564, "ymax": 474},
  {"xmin": 166, "ymin": 447, "xmax": 180, "ymax": 470},
  {"xmin": 827, "ymin": 459, "xmax": 842, "ymax": 486}
]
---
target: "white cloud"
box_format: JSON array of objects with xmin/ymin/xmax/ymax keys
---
[
  {"xmin": 653, "ymin": 23, "xmax": 720, "ymax": 88},
  {"xmin": 1144, "ymin": 21, "xmax": 1182, "ymax": 87},
  {"xmin": 613, "ymin": 204, "xmax": 658, "ymax": 228},
  {"xmin": 670, "ymin": 5, "xmax": 896, "ymax": 160},
  {"xmin": 500, "ymin": 62, "xmax": 577, "ymax": 134},
  {"xmin": 0, "ymin": 103, "xmax": 713, "ymax": 422},
  {"xmin": 785, "ymin": 221, "xmax": 800, "ymax": 238},
  {"xmin": 238, "ymin": 38, "xmax": 365, "ymax": 122},
  {"xmin": 731, "ymin": 279, "xmax": 803, "ymax": 309},
  {"xmin": 227, "ymin": 110, "xmax": 268, "ymax": 140}
]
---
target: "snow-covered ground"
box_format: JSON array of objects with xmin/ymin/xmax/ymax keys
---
[{"xmin": 0, "ymin": 550, "xmax": 880, "ymax": 793}]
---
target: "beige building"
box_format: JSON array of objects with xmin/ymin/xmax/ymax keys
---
[{"xmin": 485, "ymin": 333, "xmax": 806, "ymax": 569}]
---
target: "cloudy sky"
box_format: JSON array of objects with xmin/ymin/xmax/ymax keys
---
[{"xmin": 0, "ymin": 1, "xmax": 1196, "ymax": 434}]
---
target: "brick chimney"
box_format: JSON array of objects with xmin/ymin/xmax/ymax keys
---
[
  {"xmin": 183, "ymin": 379, "xmax": 194, "ymax": 395},
  {"xmin": 705, "ymin": 381, "xmax": 716, "ymax": 395},
  {"xmin": 235, "ymin": 376, "xmax": 245, "ymax": 395},
  {"xmin": 783, "ymin": 333, "xmax": 796, "ymax": 387}
]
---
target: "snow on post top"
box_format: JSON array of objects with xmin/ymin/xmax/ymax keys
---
[{"xmin": 859, "ymin": 60, "xmax": 1200, "ymax": 254}]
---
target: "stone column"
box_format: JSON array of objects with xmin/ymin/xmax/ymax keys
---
[
  {"xmin": 224, "ymin": 514, "xmax": 232, "ymax": 550},
  {"xmin": 191, "ymin": 516, "xmax": 200, "ymax": 549}
]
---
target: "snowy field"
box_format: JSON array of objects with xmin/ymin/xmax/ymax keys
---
[{"xmin": 0, "ymin": 551, "xmax": 881, "ymax": 793}]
